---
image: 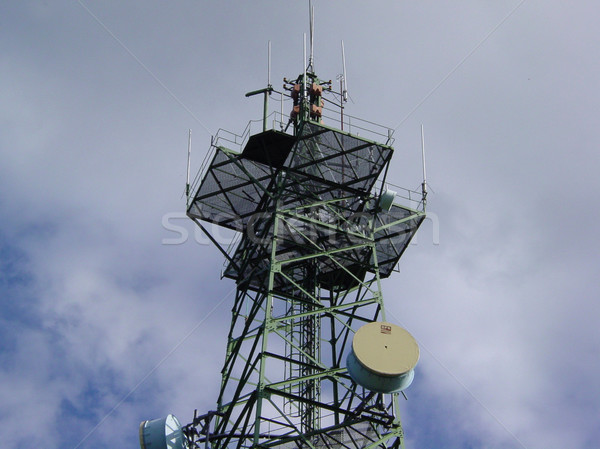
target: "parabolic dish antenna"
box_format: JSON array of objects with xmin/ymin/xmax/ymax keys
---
[
  {"xmin": 346, "ymin": 322, "xmax": 419, "ymax": 393},
  {"xmin": 139, "ymin": 414, "xmax": 184, "ymax": 449}
]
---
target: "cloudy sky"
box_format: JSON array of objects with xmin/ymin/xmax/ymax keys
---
[{"xmin": 1, "ymin": 1, "xmax": 599, "ymax": 448}]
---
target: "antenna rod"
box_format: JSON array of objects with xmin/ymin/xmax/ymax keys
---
[
  {"xmin": 303, "ymin": 33, "xmax": 307, "ymax": 80},
  {"xmin": 265, "ymin": 41, "xmax": 271, "ymax": 131},
  {"xmin": 246, "ymin": 41, "xmax": 273, "ymax": 132},
  {"xmin": 308, "ymin": 0, "xmax": 314, "ymax": 72},
  {"xmin": 341, "ymin": 40, "xmax": 348, "ymax": 101},
  {"xmin": 340, "ymin": 73, "xmax": 344, "ymax": 130},
  {"xmin": 340, "ymin": 40, "xmax": 348, "ymax": 130},
  {"xmin": 421, "ymin": 124, "xmax": 428, "ymax": 205},
  {"xmin": 303, "ymin": 33, "xmax": 307, "ymax": 121},
  {"xmin": 280, "ymin": 91, "xmax": 284, "ymax": 131},
  {"xmin": 186, "ymin": 129, "xmax": 192, "ymax": 204},
  {"xmin": 268, "ymin": 40, "xmax": 272, "ymax": 87}
]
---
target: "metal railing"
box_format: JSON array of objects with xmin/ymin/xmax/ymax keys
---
[{"xmin": 188, "ymin": 98, "xmax": 423, "ymax": 210}]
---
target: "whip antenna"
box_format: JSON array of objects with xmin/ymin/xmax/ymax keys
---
[
  {"xmin": 421, "ymin": 124, "xmax": 428, "ymax": 205},
  {"xmin": 268, "ymin": 40, "xmax": 271, "ymax": 87},
  {"xmin": 186, "ymin": 129, "xmax": 192, "ymax": 205},
  {"xmin": 308, "ymin": 0, "xmax": 315, "ymax": 72},
  {"xmin": 341, "ymin": 40, "xmax": 348, "ymax": 102}
]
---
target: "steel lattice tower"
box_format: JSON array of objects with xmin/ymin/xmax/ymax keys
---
[{"xmin": 177, "ymin": 68, "xmax": 426, "ymax": 449}]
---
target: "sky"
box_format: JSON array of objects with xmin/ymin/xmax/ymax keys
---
[{"xmin": 1, "ymin": 1, "xmax": 599, "ymax": 448}]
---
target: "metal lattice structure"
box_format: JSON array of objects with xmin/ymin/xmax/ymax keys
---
[{"xmin": 182, "ymin": 68, "xmax": 425, "ymax": 449}]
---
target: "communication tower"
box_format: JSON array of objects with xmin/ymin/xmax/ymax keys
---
[{"xmin": 140, "ymin": 21, "xmax": 427, "ymax": 449}]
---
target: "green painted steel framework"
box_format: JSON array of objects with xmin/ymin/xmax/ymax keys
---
[{"xmin": 184, "ymin": 85, "xmax": 425, "ymax": 449}]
